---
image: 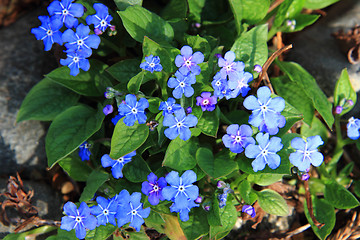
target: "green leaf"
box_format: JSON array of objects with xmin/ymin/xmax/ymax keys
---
[
  {"xmin": 114, "ymin": 0, "xmax": 142, "ymax": 10},
  {"xmin": 228, "ymin": 0, "xmax": 243, "ymax": 33},
  {"xmin": 46, "ymin": 105, "xmax": 105, "ymax": 168},
  {"xmin": 207, "ymin": 197, "xmax": 222, "ymax": 226},
  {"xmin": 274, "ymin": 0, "xmax": 305, "ymax": 27},
  {"xmin": 300, "ymin": 117, "xmax": 329, "ymax": 143},
  {"xmin": 180, "ymin": 207, "xmax": 210, "ymax": 240},
  {"xmin": 161, "ymin": 0, "xmax": 188, "ymax": 20},
  {"xmin": 163, "ymin": 137, "xmax": 199, "ymax": 171},
  {"xmin": 231, "ymin": 24, "xmax": 268, "ymax": 71},
  {"xmin": 46, "ymin": 60, "xmax": 110, "ymax": 97},
  {"xmin": 248, "ymin": 173, "xmax": 284, "ymax": 186},
  {"xmin": 209, "ymin": 201, "xmax": 237, "ymax": 239},
  {"xmin": 276, "ymin": 97, "xmax": 304, "ymax": 137},
  {"xmin": 110, "ymin": 120, "xmax": 149, "ymax": 159},
  {"xmin": 304, "ymin": 197, "xmax": 335, "ymax": 240},
  {"xmin": 106, "ymin": 59, "xmax": 141, "ymax": 84},
  {"xmin": 187, "ymin": 0, "xmax": 206, "ymax": 22},
  {"xmin": 123, "ymin": 155, "xmax": 151, "ymax": 182},
  {"xmin": 334, "ymin": 68, "xmax": 356, "ymax": 116},
  {"xmin": 58, "ymin": 154, "xmax": 93, "ymax": 182},
  {"xmin": 276, "ymin": 61, "xmax": 334, "ymax": 128},
  {"xmin": 127, "ymin": 230, "xmax": 150, "ymax": 240},
  {"xmin": 80, "ymin": 170, "xmax": 109, "ymax": 202},
  {"xmin": 197, "ymin": 108, "xmax": 220, "ymax": 137},
  {"xmin": 257, "ymin": 189, "xmax": 289, "ymax": 216},
  {"xmin": 238, "ymin": 179, "xmax": 257, "ymax": 204},
  {"xmin": 272, "ymin": 75, "xmax": 314, "ymax": 125},
  {"xmin": 17, "ymin": 78, "xmax": 79, "ymax": 122},
  {"xmin": 148, "ymin": 97, "xmax": 161, "ymax": 114},
  {"xmin": 142, "ymin": 36, "xmax": 179, "ymax": 73},
  {"xmin": 284, "ymin": 14, "xmax": 320, "ymax": 32},
  {"xmin": 183, "ymin": 34, "xmax": 211, "ymax": 59},
  {"xmin": 229, "ymin": 0, "xmax": 270, "ymax": 26},
  {"xmin": 304, "ymin": 0, "xmax": 339, "ymax": 9},
  {"xmin": 197, "ymin": 148, "xmax": 238, "ymax": 179},
  {"xmin": 118, "ymin": 5, "xmax": 174, "ymax": 43},
  {"xmin": 4, "ymin": 226, "xmax": 56, "ymax": 240},
  {"xmin": 324, "ymin": 181, "xmax": 360, "ymax": 209},
  {"xmin": 85, "ymin": 224, "xmax": 117, "ymax": 240},
  {"xmin": 127, "ymin": 71, "xmax": 149, "ymax": 94},
  {"xmin": 354, "ymin": 180, "xmax": 360, "ymax": 198}
]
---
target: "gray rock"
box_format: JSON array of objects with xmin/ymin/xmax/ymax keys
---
[
  {"xmin": 286, "ymin": 0, "xmax": 360, "ymax": 114},
  {"xmin": 0, "ymin": 179, "xmax": 62, "ymax": 238},
  {"xmin": 0, "ymin": 7, "xmax": 57, "ymax": 176}
]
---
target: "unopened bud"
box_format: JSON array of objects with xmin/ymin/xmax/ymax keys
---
[
  {"xmin": 103, "ymin": 105, "xmax": 113, "ymax": 115},
  {"xmin": 335, "ymin": 106, "xmax": 343, "ymax": 114},
  {"xmin": 204, "ymin": 205, "xmax": 210, "ymax": 211},
  {"xmin": 253, "ymin": 64, "xmax": 262, "ymax": 73},
  {"xmin": 94, "ymin": 28, "xmax": 103, "ymax": 35},
  {"xmin": 242, "ymin": 205, "xmax": 256, "ymax": 218},
  {"xmin": 215, "ymin": 53, "xmax": 222, "ymax": 58},
  {"xmin": 110, "ymin": 25, "xmax": 116, "ymax": 31},
  {"xmin": 347, "ymin": 99, "xmax": 354, "ymax": 106},
  {"xmin": 301, "ymin": 173, "xmax": 310, "ymax": 181},
  {"xmin": 186, "ymin": 107, "xmax": 192, "ymax": 114},
  {"xmin": 217, "ymin": 181, "xmax": 226, "ymax": 189},
  {"xmin": 195, "ymin": 196, "xmax": 202, "ymax": 204}
]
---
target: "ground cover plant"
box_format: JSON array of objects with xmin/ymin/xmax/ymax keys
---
[{"xmin": 6, "ymin": 0, "xmax": 360, "ymax": 239}]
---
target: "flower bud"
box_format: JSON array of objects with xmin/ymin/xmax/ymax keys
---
[
  {"xmin": 94, "ymin": 28, "xmax": 103, "ymax": 36},
  {"xmin": 335, "ymin": 106, "xmax": 343, "ymax": 114},
  {"xmin": 103, "ymin": 105, "xmax": 113, "ymax": 115},
  {"xmin": 347, "ymin": 99, "xmax": 354, "ymax": 106},
  {"xmin": 253, "ymin": 64, "xmax": 262, "ymax": 73},
  {"xmin": 301, "ymin": 173, "xmax": 310, "ymax": 181},
  {"xmin": 195, "ymin": 196, "xmax": 202, "ymax": 204},
  {"xmin": 186, "ymin": 107, "xmax": 192, "ymax": 114},
  {"xmin": 217, "ymin": 181, "xmax": 226, "ymax": 189},
  {"xmin": 204, "ymin": 205, "xmax": 210, "ymax": 211},
  {"xmin": 242, "ymin": 205, "xmax": 256, "ymax": 218}
]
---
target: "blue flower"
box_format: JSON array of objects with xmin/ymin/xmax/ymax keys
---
[
  {"xmin": 243, "ymin": 86, "xmax": 286, "ymax": 135},
  {"xmin": 111, "ymin": 113, "xmax": 124, "ymax": 125},
  {"xmin": 222, "ymin": 124, "xmax": 255, "ymax": 154},
  {"xmin": 245, "ymin": 132, "xmax": 283, "ymax": 172},
  {"xmin": 90, "ymin": 196, "xmax": 117, "ymax": 226},
  {"xmin": 163, "ymin": 108, "xmax": 198, "ymax": 141},
  {"xmin": 242, "ymin": 205, "xmax": 256, "ymax": 218},
  {"xmin": 101, "ymin": 151, "xmax": 136, "ymax": 179},
  {"xmin": 289, "ymin": 136, "xmax": 324, "ymax": 172},
  {"xmin": 141, "ymin": 173, "xmax": 167, "ymax": 206},
  {"xmin": 86, "ymin": 3, "xmax": 113, "ymax": 33},
  {"xmin": 347, "ymin": 117, "xmax": 360, "ymax": 140},
  {"xmin": 31, "ymin": 16, "xmax": 63, "ymax": 51},
  {"xmin": 218, "ymin": 51, "xmax": 245, "ymax": 81},
  {"xmin": 116, "ymin": 191, "xmax": 151, "ymax": 232},
  {"xmin": 47, "ymin": 0, "xmax": 84, "ymax": 29},
  {"xmin": 78, "ymin": 141, "xmax": 91, "ymax": 161},
  {"xmin": 162, "ymin": 170, "xmax": 199, "ymax": 210},
  {"xmin": 196, "ymin": 92, "xmax": 217, "ymax": 112},
  {"xmin": 168, "ymin": 71, "xmax": 196, "ymax": 99},
  {"xmin": 118, "ymin": 94, "xmax": 149, "ymax": 126},
  {"xmin": 60, "ymin": 50, "xmax": 91, "ymax": 76},
  {"xmin": 175, "ymin": 46, "xmax": 204, "ymax": 75},
  {"xmin": 211, "ymin": 72, "xmax": 229, "ymax": 99},
  {"xmin": 159, "ymin": 97, "xmax": 182, "ymax": 116},
  {"xmin": 218, "ymin": 192, "xmax": 228, "ymax": 208},
  {"xmin": 228, "ymin": 71, "xmax": 253, "ymax": 98},
  {"xmin": 62, "ymin": 24, "xmax": 101, "ymax": 56},
  {"xmin": 170, "ymin": 200, "xmax": 199, "ymax": 222},
  {"xmin": 60, "ymin": 201, "xmax": 97, "ymax": 239},
  {"xmin": 140, "ymin": 55, "xmax": 163, "ymax": 73},
  {"xmin": 103, "ymin": 105, "xmax": 113, "ymax": 115}
]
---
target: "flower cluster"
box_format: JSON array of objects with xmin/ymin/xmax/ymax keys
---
[
  {"xmin": 211, "ymin": 51, "xmax": 253, "ymax": 100},
  {"xmin": 31, "ymin": 1, "xmax": 114, "ymax": 76},
  {"xmin": 217, "ymin": 181, "xmax": 232, "ymax": 208}
]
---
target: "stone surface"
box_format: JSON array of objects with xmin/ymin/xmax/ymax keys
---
[
  {"xmin": 0, "ymin": 6, "xmax": 57, "ymax": 177},
  {"xmin": 0, "ymin": 179, "xmax": 63, "ymax": 238}
]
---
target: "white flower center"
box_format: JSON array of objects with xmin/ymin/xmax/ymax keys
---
[
  {"xmin": 167, "ymin": 106, "xmax": 172, "ymax": 111},
  {"xmin": 100, "ymin": 20, "xmax": 107, "ymax": 26},
  {"xmin": 103, "ymin": 209, "xmax": 109, "ymax": 215},
  {"xmin": 177, "ymin": 122, "xmax": 183, "ymax": 128},
  {"xmin": 202, "ymin": 99, "xmax": 209, "ymax": 105},
  {"xmin": 235, "ymin": 136, "xmax": 242, "ymax": 143},
  {"xmin": 75, "ymin": 216, "xmax": 82, "ymax": 223},
  {"xmin": 179, "ymin": 82, "xmax": 185, "ymax": 87},
  {"xmin": 149, "ymin": 62, "xmax": 155, "ymax": 67},
  {"xmin": 216, "ymin": 81, "xmax": 221, "ymax": 86},
  {"xmin": 131, "ymin": 210, "xmax": 137, "ymax": 215},
  {"xmin": 73, "ymin": 57, "xmax": 79, "ymax": 63},
  {"xmin": 46, "ymin": 30, "xmax": 53, "ymax": 36},
  {"xmin": 261, "ymin": 105, "xmax": 267, "ymax": 111},
  {"xmin": 131, "ymin": 108, "xmax": 138, "ymax": 114},
  {"xmin": 77, "ymin": 39, "xmax": 84, "ymax": 46},
  {"xmin": 178, "ymin": 186, "xmax": 185, "ymax": 192},
  {"xmin": 304, "ymin": 151, "xmax": 310, "ymax": 157},
  {"xmin": 117, "ymin": 157, "xmax": 124, "ymax": 163},
  {"xmin": 261, "ymin": 149, "xmax": 268, "ymax": 155},
  {"xmin": 62, "ymin": 9, "xmax": 68, "ymax": 15},
  {"xmin": 226, "ymin": 65, "xmax": 232, "ymax": 71},
  {"xmin": 153, "ymin": 185, "xmax": 159, "ymax": 191},
  {"xmin": 185, "ymin": 60, "xmax": 191, "ymax": 66}
]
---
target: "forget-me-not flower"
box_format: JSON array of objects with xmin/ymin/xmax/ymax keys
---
[
  {"xmin": 175, "ymin": 45, "xmax": 204, "ymax": 75},
  {"xmin": 347, "ymin": 117, "xmax": 360, "ymax": 140},
  {"xmin": 86, "ymin": 3, "xmax": 113, "ymax": 33},
  {"xmin": 62, "ymin": 24, "xmax": 101, "ymax": 56},
  {"xmin": 140, "ymin": 55, "xmax": 163, "ymax": 73},
  {"xmin": 103, "ymin": 105, "xmax": 113, "ymax": 115},
  {"xmin": 47, "ymin": 0, "xmax": 84, "ymax": 29},
  {"xmin": 116, "ymin": 191, "xmax": 150, "ymax": 232},
  {"xmin": 78, "ymin": 141, "xmax": 91, "ymax": 161},
  {"xmin": 162, "ymin": 170, "xmax": 199, "ymax": 210},
  {"xmin": 242, "ymin": 205, "xmax": 256, "ymax": 218},
  {"xmin": 218, "ymin": 51, "xmax": 245, "ymax": 81},
  {"xmin": 101, "ymin": 151, "xmax": 136, "ymax": 179},
  {"xmin": 245, "ymin": 132, "xmax": 283, "ymax": 172},
  {"xmin": 168, "ymin": 71, "xmax": 196, "ymax": 99},
  {"xmin": 289, "ymin": 136, "xmax": 324, "ymax": 172},
  {"xmin": 31, "ymin": 16, "xmax": 63, "ymax": 51},
  {"xmin": 228, "ymin": 71, "xmax": 253, "ymax": 98},
  {"xmin": 90, "ymin": 196, "xmax": 117, "ymax": 226},
  {"xmin": 163, "ymin": 108, "xmax": 198, "ymax": 141},
  {"xmin": 60, "ymin": 50, "xmax": 91, "ymax": 76},
  {"xmin": 60, "ymin": 201, "xmax": 97, "ymax": 239},
  {"xmin": 170, "ymin": 200, "xmax": 199, "ymax": 222},
  {"xmin": 118, "ymin": 94, "xmax": 149, "ymax": 126},
  {"xmin": 141, "ymin": 173, "xmax": 167, "ymax": 206},
  {"xmin": 211, "ymin": 72, "xmax": 229, "ymax": 99},
  {"xmin": 243, "ymin": 86, "xmax": 286, "ymax": 135},
  {"xmin": 222, "ymin": 124, "xmax": 255, "ymax": 154},
  {"xmin": 159, "ymin": 97, "xmax": 182, "ymax": 116},
  {"xmin": 196, "ymin": 92, "xmax": 217, "ymax": 112}
]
